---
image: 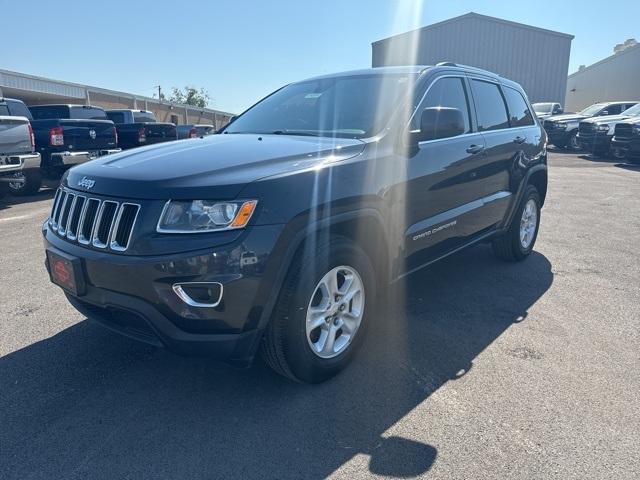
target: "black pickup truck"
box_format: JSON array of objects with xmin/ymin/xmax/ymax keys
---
[
  {"xmin": 43, "ymin": 65, "xmax": 547, "ymax": 383},
  {"xmin": 106, "ymin": 110, "xmax": 177, "ymax": 150},
  {"xmin": 17, "ymin": 105, "xmax": 120, "ymax": 195}
]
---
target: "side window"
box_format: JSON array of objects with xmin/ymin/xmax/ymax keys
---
[
  {"xmin": 106, "ymin": 112, "xmax": 126, "ymax": 124},
  {"xmin": 503, "ymin": 87, "xmax": 535, "ymax": 127},
  {"xmin": 470, "ymin": 80, "xmax": 510, "ymax": 131},
  {"xmin": 411, "ymin": 77, "xmax": 471, "ymax": 133},
  {"xmin": 603, "ymin": 105, "xmax": 621, "ymax": 115},
  {"xmin": 7, "ymin": 100, "xmax": 33, "ymax": 120},
  {"xmin": 0, "ymin": 105, "xmax": 9, "ymax": 116}
]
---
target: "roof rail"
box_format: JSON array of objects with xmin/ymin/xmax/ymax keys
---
[
  {"xmin": 436, "ymin": 62, "xmax": 458, "ymax": 67},
  {"xmin": 435, "ymin": 62, "xmax": 500, "ymax": 78}
]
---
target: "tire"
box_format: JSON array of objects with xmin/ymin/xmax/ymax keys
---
[
  {"xmin": 492, "ymin": 185, "xmax": 541, "ymax": 262},
  {"xmin": 565, "ymin": 131, "xmax": 581, "ymax": 152},
  {"xmin": 260, "ymin": 235, "xmax": 376, "ymax": 383},
  {"xmin": 610, "ymin": 147, "xmax": 626, "ymax": 161},
  {"xmin": 8, "ymin": 170, "xmax": 42, "ymax": 196}
]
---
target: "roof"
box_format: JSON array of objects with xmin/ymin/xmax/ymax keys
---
[
  {"xmin": 304, "ymin": 66, "xmax": 429, "ymax": 81},
  {"xmin": 568, "ymin": 43, "xmax": 640, "ymax": 77},
  {"xmin": 372, "ymin": 12, "xmax": 574, "ymax": 46}
]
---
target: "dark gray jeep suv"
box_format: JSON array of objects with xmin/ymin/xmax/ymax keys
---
[{"xmin": 43, "ymin": 64, "xmax": 548, "ymax": 383}]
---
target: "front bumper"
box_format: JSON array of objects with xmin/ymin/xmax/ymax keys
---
[
  {"xmin": 0, "ymin": 152, "xmax": 41, "ymax": 182},
  {"xmin": 43, "ymin": 221, "xmax": 285, "ymax": 363},
  {"xmin": 51, "ymin": 149, "xmax": 121, "ymax": 166},
  {"xmin": 544, "ymin": 129, "xmax": 571, "ymax": 147},
  {"xmin": 577, "ymin": 132, "xmax": 611, "ymax": 154}
]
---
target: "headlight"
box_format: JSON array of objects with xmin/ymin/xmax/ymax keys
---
[
  {"xmin": 597, "ymin": 124, "xmax": 610, "ymax": 132},
  {"xmin": 157, "ymin": 199, "xmax": 258, "ymax": 233},
  {"xmin": 554, "ymin": 122, "xmax": 567, "ymax": 129}
]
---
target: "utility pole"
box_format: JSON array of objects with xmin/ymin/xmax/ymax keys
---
[{"xmin": 155, "ymin": 85, "xmax": 162, "ymax": 101}]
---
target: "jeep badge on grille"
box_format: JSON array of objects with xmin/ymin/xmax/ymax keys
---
[{"xmin": 78, "ymin": 176, "xmax": 95, "ymax": 189}]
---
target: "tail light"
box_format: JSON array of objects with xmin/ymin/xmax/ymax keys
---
[
  {"xmin": 28, "ymin": 123, "xmax": 35, "ymax": 151},
  {"xmin": 113, "ymin": 126, "xmax": 119, "ymax": 146},
  {"xmin": 138, "ymin": 127, "xmax": 146, "ymax": 143},
  {"xmin": 189, "ymin": 127, "xmax": 198, "ymax": 139},
  {"xmin": 49, "ymin": 126, "xmax": 64, "ymax": 146}
]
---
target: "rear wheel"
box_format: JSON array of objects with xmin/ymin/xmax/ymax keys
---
[
  {"xmin": 492, "ymin": 185, "xmax": 541, "ymax": 261},
  {"xmin": 260, "ymin": 235, "xmax": 376, "ymax": 383},
  {"xmin": 610, "ymin": 147, "xmax": 626, "ymax": 160},
  {"xmin": 8, "ymin": 170, "xmax": 42, "ymax": 196}
]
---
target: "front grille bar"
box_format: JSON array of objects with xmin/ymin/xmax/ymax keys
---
[{"xmin": 47, "ymin": 187, "xmax": 140, "ymax": 253}]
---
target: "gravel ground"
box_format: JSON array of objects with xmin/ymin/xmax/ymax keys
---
[{"xmin": 1, "ymin": 152, "xmax": 638, "ymax": 479}]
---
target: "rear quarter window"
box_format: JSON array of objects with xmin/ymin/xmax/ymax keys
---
[
  {"xmin": 503, "ymin": 87, "xmax": 535, "ymax": 127},
  {"xmin": 470, "ymin": 80, "xmax": 510, "ymax": 131}
]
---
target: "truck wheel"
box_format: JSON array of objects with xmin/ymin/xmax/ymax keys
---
[
  {"xmin": 566, "ymin": 131, "xmax": 581, "ymax": 152},
  {"xmin": 492, "ymin": 185, "xmax": 541, "ymax": 262},
  {"xmin": 8, "ymin": 170, "xmax": 42, "ymax": 196},
  {"xmin": 260, "ymin": 235, "xmax": 376, "ymax": 383},
  {"xmin": 610, "ymin": 147, "xmax": 626, "ymax": 161}
]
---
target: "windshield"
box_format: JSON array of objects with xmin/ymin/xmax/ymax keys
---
[
  {"xmin": 579, "ymin": 103, "xmax": 606, "ymax": 116},
  {"xmin": 533, "ymin": 103, "xmax": 553, "ymax": 113},
  {"xmin": 224, "ymin": 74, "xmax": 416, "ymax": 138},
  {"xmin": 622, "ymin": 103, "xmax": 640, "ymax": 116}
]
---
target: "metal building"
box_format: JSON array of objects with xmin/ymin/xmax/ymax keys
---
[
  {"xmin": 564, "ymin": 42, "xmax": 640, "ymax": 112},
  {"xmin": 0, "ymin": 68, "xmax": 234, "ymax": 129},
  {"xmin": 372, "ymin": 12, "xmax": 574, "ymax": 105}
]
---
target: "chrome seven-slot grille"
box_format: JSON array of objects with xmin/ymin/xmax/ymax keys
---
[{"xmin": 48, "ymin": 187, "xmax": 140, "ymax": 252}]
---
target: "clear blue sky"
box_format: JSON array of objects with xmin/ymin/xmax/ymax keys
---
[{"xmin": 3, "ymin": 0, "xmax": 638, "ymax": 113}]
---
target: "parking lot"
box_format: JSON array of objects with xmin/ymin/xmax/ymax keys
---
[{"xmin": 1, "ymin": 151, "xmax": 638, "ymax": 479}]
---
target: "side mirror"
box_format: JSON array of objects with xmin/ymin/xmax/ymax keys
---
[{"xmin": 418, "ymin": 107, "xmax": 465, "ymax": 142}]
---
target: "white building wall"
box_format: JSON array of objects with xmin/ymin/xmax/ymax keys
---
[{"xmin": 565, "ymin": 44, "xmax": 640, "ymax": 112}]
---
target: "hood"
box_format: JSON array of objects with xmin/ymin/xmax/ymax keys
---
[
  {"xmin": 581, "ymin": 114, "xmax": 638, "ymax": 125},
  {"xmin": 545, "ymin": 113, "xmax": 586, "ymax": 123},
  {"xmin": 65, "ymin": 134, "xmax": 365, "ymax": 200}
]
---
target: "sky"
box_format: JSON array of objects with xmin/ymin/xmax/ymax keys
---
[{"xmin": 2, "ymin": 0, "xmax": 638, "ymax": 113}]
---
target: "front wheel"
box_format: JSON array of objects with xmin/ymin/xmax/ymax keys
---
[
  {"xmin": 260, "ymin": 235, "xmax": 376, "ymax": 383},
  {"xmin": 566, "ymin": 131, "xmax": 581, "ymax": 152},
  {"xmin": 492, "ymin": 185, "xmax": 541, "ymax": 261}
]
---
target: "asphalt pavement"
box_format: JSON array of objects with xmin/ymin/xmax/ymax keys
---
[{"xmin": 1, "ymin": 152, "xmax": 638, "ymax": 479}]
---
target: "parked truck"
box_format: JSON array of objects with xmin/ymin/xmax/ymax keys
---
[
  {"xmin": 13, "ymin": 104, "xmax": 120, "ymax": 195},
  {"xmin": 0, "ymin": 98, "xmax": 41, "ymax": 198},
  {"xmin": 612, "ymin": 117, "xmax": 640, "ymax": 164},
  {"xmin": 106, "ymin": 110, "xmax": 177, "ymax": 150},
  {"xmin": 577, "ymin": 103, "xmax": 640, "ymax": 158}
]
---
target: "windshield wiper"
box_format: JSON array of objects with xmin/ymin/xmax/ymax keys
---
[{"xmin": 270, "ymin": 130, "xmax": 321, "ymax": 137}]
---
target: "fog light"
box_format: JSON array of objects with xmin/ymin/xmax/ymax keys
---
[{"xmin": 172, "ymin": 282, "xmax": 223, "ymax": 308}]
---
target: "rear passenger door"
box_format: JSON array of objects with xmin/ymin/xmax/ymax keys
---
[
  {"xmin": 502, "ymin": 85, "xmax": 543, "ymax": 165},
  {"xmin": 466, "ymin": 78, "xmax": 519, "ymax": 226}
]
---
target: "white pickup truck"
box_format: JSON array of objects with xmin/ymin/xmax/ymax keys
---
[{"xmin": 0, "ymin": 98, "xmax": 41, "ymax": 198}]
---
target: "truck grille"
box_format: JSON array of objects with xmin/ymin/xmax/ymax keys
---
[
  {"xmin": 614, "ymin": 123, "xmax": 633, "ymax": 140},
  {"xmin": 48, "ymin": 187, "xmax": 140, "ymax": 252},
  {"xmin": 579, "ymin": 122, "xmax": 596, "ymax": 137}
]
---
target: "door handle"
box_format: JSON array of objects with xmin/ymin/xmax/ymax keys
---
[
  {"xmin": 466, "ymin": 144, "xmax": 484, "ymax": 154},
  {"xmin": 514, "ymin": 136, "xmax": 526, "ymax": 144}
]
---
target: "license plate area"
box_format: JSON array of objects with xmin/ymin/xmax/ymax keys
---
[{"xmin": 46, "ymin": 250, "xmax": 86, "ymax": 296}]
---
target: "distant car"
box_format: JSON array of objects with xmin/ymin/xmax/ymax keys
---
[
  {"xmin": 176, "ymin": 124, "xmax": 217, "ymax": 139},
  {"xmin": 22, "ymin": 104, "xmax": 120, "ymax": 195},
  {"xmin": 106, "ymin": 109, "xmax": 177, "ymax": 150},
  {"xmin": 0, "ymin": 98, "xmax": 41, "ymax": 198},
  {"xmin": 612, "ymin": 117, "xmax": 640, "ymax": 164},
  {"xmin": 577, "ymin": 103, "xmax": 640, "ymax": 158},
  {"xmin": 543, "ymin": 101, "xmax": 638, "ymax": 151},
  {"xmin": 532, "ymin": 102, "xmax": 563, "ymax": 120}
]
